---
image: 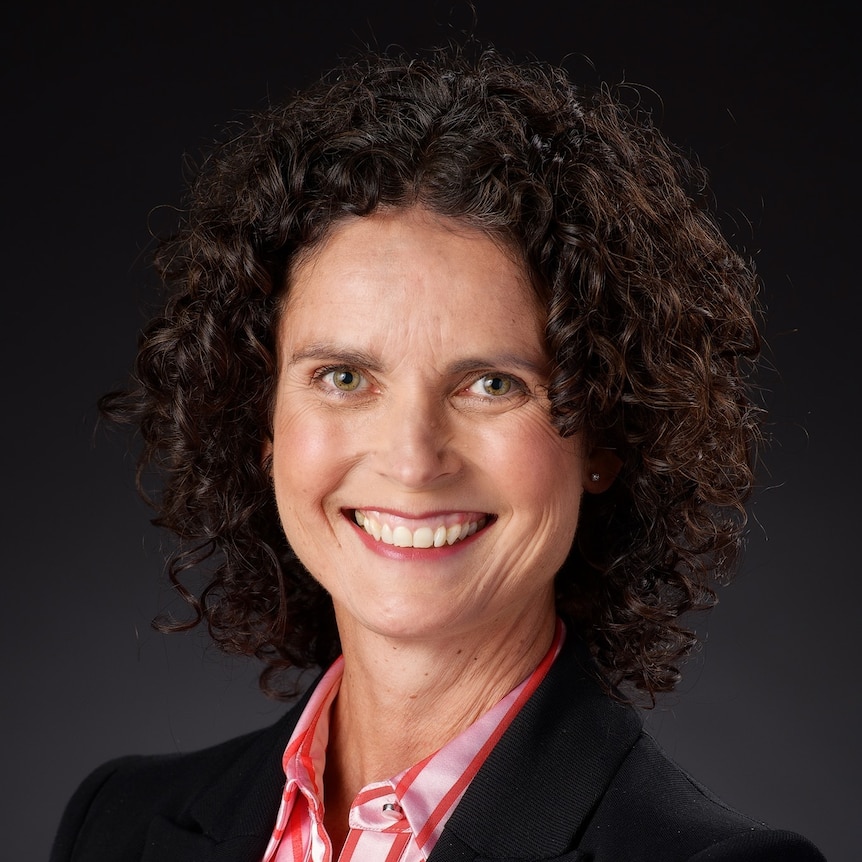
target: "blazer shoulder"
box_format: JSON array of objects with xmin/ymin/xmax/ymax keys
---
[
  {"xmin": 49, "ymin": 729, "xmax": 265, "ymax": 862},
  {"xmin": 685, "ymin": 828, "xmax": 826, "ymax": 861},
  {"xmin": 51, "ymin": 755, "xmax": 140, "ymax": 862},
  {"xmin": 50, "ymin": 713, "xmax": 298, "ymax": 862},
  {"xmin": 579, "ymin": 732, "xmax": 826, "ymax": 862}
]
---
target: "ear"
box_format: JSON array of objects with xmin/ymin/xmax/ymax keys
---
[
  {"xmin": 261, "ymin": 438, "xmax": 273, "ymax": 472},
  {"xmin": 583, "ymin": 446, "xmax": 622, "ymax": 494}
]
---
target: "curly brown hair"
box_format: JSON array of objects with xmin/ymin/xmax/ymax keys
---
[{"xmin": 102, "ymin": 47, "xmax": 761, "ymax": 702}]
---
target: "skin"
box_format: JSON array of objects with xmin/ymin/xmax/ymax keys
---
[{"xmin": 265, "ymin": 208, "xmax": 614, "ymax": 850}]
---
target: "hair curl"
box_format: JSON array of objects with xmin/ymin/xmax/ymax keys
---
[{"xmin": 102, "ymin": 47, "xmax": 761, "ymax": 702}]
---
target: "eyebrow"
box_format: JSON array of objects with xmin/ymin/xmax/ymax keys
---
[
  {"xmin": 287, "ymin": 344, "xmax": 384, "ymax": 372},
  {"xmin": 287, "ymin": 343, "xmax": 548, "ymax": 376},
  {"xmin": 447, "ymin": 354, "xmax": 549, "ymax": 376}
]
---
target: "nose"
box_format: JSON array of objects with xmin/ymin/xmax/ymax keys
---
[{"xmin": 371, "ymin": 390, "xmax": 460, "ymax": 489}]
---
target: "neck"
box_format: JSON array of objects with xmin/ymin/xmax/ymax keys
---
[{"xmin": 322, "ymin": 603, "xmax": 556, "ymax": 820}]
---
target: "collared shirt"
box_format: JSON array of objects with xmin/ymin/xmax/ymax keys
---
[{"xmin": 260, "ymin": 621, "xmax": 564, "ymax": 862}]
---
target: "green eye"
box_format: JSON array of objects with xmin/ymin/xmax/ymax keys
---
[
  {"xmin": 479, "ymin": 375, "xmax": 512, "ymax": 396},
  {"xmin": 331, "ymin": 369, "xmax": 362, "ymax": 391}
]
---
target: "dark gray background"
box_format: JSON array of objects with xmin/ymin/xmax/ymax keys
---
[{"xmin": 3, "ymin": 2, "xmax": 857, "ymax": 859}]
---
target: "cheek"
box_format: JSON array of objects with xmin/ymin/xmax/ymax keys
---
[
  {"xmin": 271, "ymin": 405, "xmax": 354, "ymax": 512},
  {"xmin": 508, "ymin": 426, "xmax": 583, "ymax": 570},
  {"xmin": 520, "ymin": 430, "xmax": 584, "ymax": 565},
  {"xmin": 270, "ymin": 410, "xmax": 354, "ymax": 578},
  {"xmin": 484, "ymin": 412, "xmax": 583, "ymax": 508}
]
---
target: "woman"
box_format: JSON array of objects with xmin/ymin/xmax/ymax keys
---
[{"xmin": 52, "ymin": 48, "xmax": 825, "ymax": 861}]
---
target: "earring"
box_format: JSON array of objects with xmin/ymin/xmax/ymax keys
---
[{"xmin": 590, "ymin": 472, "xmax": 600, "ymax": 482}]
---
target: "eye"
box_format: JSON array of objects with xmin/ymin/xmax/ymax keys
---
[
  {"xmin": 317, "ymin": 367, "xmax": 364, "ymax": 392},
  {"xmin": 469, "ymin": 374, "xmax": 515, "ymax": 397}
]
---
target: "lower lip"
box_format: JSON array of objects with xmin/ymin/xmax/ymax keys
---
[{"xmin": 348, "ymin": 516, "xmax": 491, "ymax": 561}]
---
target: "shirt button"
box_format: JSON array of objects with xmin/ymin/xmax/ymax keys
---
[{"xmin": 381, "ymin": 801, "xmax": 403, "ymax": 820}]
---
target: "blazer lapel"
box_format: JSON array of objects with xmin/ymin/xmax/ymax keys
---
[
  {"xmin": 429, "ymin": 634, "xmax": 642, "ymax": 862},
  {"xmin": 141, "ymin": 816, "xmax": 263, "ymax": 862}
]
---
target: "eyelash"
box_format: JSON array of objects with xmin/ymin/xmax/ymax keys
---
[{"xmin": 311, "ymin": 366, "xmax": 526, "ymax": 400}]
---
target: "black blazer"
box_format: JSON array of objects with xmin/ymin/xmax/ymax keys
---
[{"xmin": 51, "ymin": 636, "xmax": 825, "ymax": 862}]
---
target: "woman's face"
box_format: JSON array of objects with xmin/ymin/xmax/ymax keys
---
[{"xmin": 267, "ymin": 208, "xmax": 589, "ymax": 648}]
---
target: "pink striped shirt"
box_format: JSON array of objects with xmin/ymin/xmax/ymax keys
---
[{"xmin": 260, "ymin": 621, "xmax": 564, "ymax": 862}]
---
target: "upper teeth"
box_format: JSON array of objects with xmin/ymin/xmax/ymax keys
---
[{"xmin": 354, "ymin": 510, "xmax": 487, "ymax": 548}]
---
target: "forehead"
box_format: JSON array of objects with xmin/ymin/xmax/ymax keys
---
[
  {"xmin": 283, "ymin": 208, "xmax": 539, "ymax": 315},
  {"xmin": 277, "ymin": 208, "xmax": 548, "ymax": 366}
]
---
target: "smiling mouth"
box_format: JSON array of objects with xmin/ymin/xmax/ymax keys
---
[{"xmin": 351, "ymin": 509, "xmax": 492, "ymax": 549}]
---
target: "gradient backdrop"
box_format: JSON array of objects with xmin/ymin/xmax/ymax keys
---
[{"xmin": 4, "ymin": 2, "xmax": 858, "ymax": 859}]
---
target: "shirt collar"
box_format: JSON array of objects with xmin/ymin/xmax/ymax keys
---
[{"xmin": 281, "ymin": 621, "xmax": 565, "ymax": 856}]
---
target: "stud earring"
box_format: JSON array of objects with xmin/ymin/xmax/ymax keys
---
[{"xmin": 590, "ymin": 472, "xmax": 600, "ymax": 482}]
